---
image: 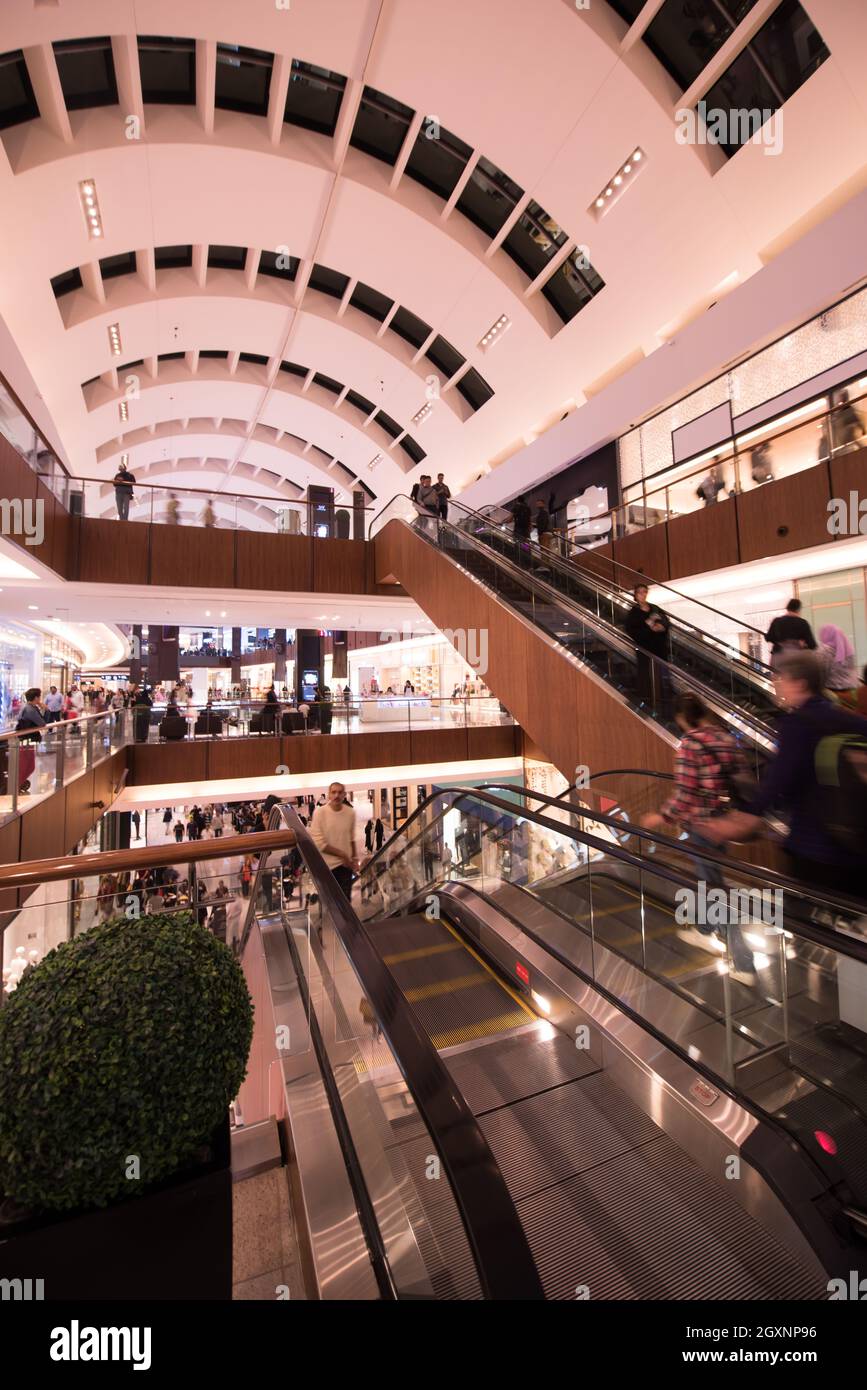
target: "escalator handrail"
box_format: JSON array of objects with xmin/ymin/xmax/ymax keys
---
[
  {"xmin": 435, "ymin": 510, "xmax": 775, "ymax": 704},
  {"xmin": 265, "ymin": 803, "xmax": 545, "ymax": 1301},
  {"xmin": 407, "ymin": 511, "xmax": 777, "ymax": 750},
  {"xmin": 370, "ymin": 490, "xmax": 769, "ymax": 646},
  {"xmin": 361, "ymin": 784, "xmax": 867, "ymax": 956},
  {"xmin": 478, "ymin": 780, "xmax": 867, "ymax": 924}
]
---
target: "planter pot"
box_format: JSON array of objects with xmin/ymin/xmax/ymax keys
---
[{"xmin": 0, "ymin": 1116, "xmax": 232, "ymax": 1301}]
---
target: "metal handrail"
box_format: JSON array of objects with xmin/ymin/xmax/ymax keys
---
[
  {"xmin": 251, "ymin": 802, "xmax": 545, "ymax": 1301},
  {"xmin": 390, "ymin": 507, "xmax": 776, "ymax": 751},
  {"xmin": 369, "ymin": 490, "xmax": 770, "ymax": 643},
  {"xmin": 0, "ymin": 709, "xmax": 121, "ymax": 743},
  {"xmin": 361, "ymin": 782, "xmax": 867, "ymax": 944},
  {"xmin": 71, "ymin": 473, "xmax": 377, "ymax": 511},
  {"xmin": 0, "ymin": 828, "xmax": 296, "ymax": 892}
]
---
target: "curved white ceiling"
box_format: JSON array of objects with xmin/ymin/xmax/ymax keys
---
[{"xmin": 0, "ymin": 0, "xmax": 865, "ymax": 509}]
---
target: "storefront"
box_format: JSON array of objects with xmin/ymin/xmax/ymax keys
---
[
  {"xmin": 347, "ymin": 633, "xmax": 492, "ymax": 702},
  {"xmin": 0, "ymin": 621, "xmax": 42, "ymax": 725}
]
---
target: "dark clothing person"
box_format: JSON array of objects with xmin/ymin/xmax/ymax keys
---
[
  {"xmin": 132, "ymin": 689, "xmax": 152, "ymax": 743},
  {"xmin": 765, "ymin": 612, "xmax": 816, "ymax": 658},
  {"xmin": 364, "ymin": 820, "xmax": 374, "ymax": 852},
  {"xmin": 374, "ymin": 818, "xmax": 385, "ymax": 850},
  {"xmin": 113, "ymin": 467, "xmax": 135, "ymax": 521},
  {"xmin": 435, "ymin": 479, "xmax": 451, "ymax": 519},
  {"xmin": 510, "ymin": 498, "xmax": 531, "ymax": 541},
  {"xmin": 625, "ymin": 599, "xmax": 671, "ymax": 710},
  {"xmin": 748, "ymin": 695, "xmax": 867, "ymax": 900},
  {"xmin": 535, "ymin": 505, "xmax": 550, "ymax": 537}
]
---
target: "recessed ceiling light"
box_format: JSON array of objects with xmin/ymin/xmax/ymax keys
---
[
  {"xmin": 478, "ymin": 313, "xmax": 511, "ymax": 353},
  {"xmin": 79, "ymin": 179, "xmax": 104, "ymax": 240},
  {"xmin": 108, "ymin": 323, "xmax": 122, "ymax": 356},
  {"xmin": 119, "ymin": 401, "xmax": 128, "ymax": 422},
  {"xmin": 28, "ymin": 604, "xmax": 38, "ymax": 610},
  {"xmin": 591, "ymin": 149, "xmax": 646, "ymax": 219},
  {"xmin": 412, "ymin": 402, "xmax": 433, "ymax": 426}
]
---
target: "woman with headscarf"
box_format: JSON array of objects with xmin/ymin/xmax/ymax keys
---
[{"xmin": 818, "ymin": 624, "xmax": 858, "ymax": 703}]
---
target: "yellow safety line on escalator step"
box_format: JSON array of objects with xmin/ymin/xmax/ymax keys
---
[
  {"xmin": 383, "ymin": 940, "xmax": 464, "ymax": 965},
  {"xmin": 430, "ymin": 1008, "xmax": 531, "ymax": 1051},
  {"xmin": 403, "ymin": 970, "xmax": 492, "ymax": 1003},
  {"xmin": 438, "ymin": 918, "xmax": 536, "ymax": 1020}
]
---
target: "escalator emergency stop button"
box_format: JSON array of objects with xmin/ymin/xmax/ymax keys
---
[
  {"xmin": 515, "ymin": 961, "xmax": 530, "ymax": 985},
  {"xmin": 690, "ymin": 1078, "xmax": 720, "ymax": 1107}
]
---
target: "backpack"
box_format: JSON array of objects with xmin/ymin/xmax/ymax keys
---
[{"xmin": 812, "ymin": 730, "xmax": 867, "ymax": 855}]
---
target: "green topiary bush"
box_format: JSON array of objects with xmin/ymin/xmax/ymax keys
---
[{"xmin": 0, "ymin": 911, "xmax": 253, "ymax": 1213}]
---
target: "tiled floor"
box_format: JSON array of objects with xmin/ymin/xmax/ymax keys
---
[{"xmin": 232, "ymin": 1166, "xmax": 307, "ymax": 1301}]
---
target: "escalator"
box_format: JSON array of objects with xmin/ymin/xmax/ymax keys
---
[
  {"xmin": 371, "ymin": 496, "xmax": 778, "ymax": 773},
  {"xmin": 242, "ymin": 797, "xmax": 867, "ymax": 1300}
]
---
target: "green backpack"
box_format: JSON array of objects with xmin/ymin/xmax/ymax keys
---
[{"xmin": 813, "ymin": 730, "xmax": 867, "ymax": 855}]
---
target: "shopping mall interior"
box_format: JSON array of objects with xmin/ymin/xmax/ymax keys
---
[{"xmin": 1, "ymin": 0, "xmax": 866, "ymax": 1331}]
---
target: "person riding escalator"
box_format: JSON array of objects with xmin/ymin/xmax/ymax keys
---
[{"xmin": 624, "ymin": 583, "xmax": 672, "ymax": 717}]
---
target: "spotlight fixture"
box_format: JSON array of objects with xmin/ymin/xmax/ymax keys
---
[
  {"xmin": 590, "ymin": 148, "xmax": 646, "ymax": 219},
  {"xmin": 479, "ymin": 313, "xmax": 511, "ymax": 352},
  {"xmin": 107, "ymin": 322, "xmax": 122, "ymax": 357},
  {"xmin": 367, "ymin": 454, "xmax": 383, "ymax": 472},
  {"xmin": 119, "ymin": 401, "xmax": 129, "ymax": 422},
  {"xmin": 412, "ymin": 402, "xmax": 433, "ymax": 426},
  {"xmin": 79, "ymin": 179, "xmax": 104, "ymax": 239}
]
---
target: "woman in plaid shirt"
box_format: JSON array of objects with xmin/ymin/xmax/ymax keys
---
[{"xmin": 642, "ymin": 693, "xmax": 756, "ymax": 978}]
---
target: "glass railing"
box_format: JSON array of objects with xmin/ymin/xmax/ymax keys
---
[
  {"xmin": 614, "ymin": 383, "xmax": 867, "ymax": 537},
  {"xmin": 122, "ymin": 694, "xmax": 513, "ymax": 741},
  {"xmin": 238, "ymin": 802, "xmax": 543, "ymax": 1299},
  {"xmin": 0, "ymin": 709, "xmax": 128, "ymax": 823},
  {"xmin": 68, "ymin": 476, "xmax": 375, "ymax": 538},
  {"xmin": 371, "ymin": 494, "xmax": 777, "ymax": 753},
  {"xmin": 0, "ymin": 373, "xmax": 71, "ymax": 507},
  {"xmin": 357, "ymin": 782, "xmax": 867, "ymax": 1216}
]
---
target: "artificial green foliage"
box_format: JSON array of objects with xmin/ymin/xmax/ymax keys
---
[{"xmin": 0, "ymin": 912, "xmax": 253, "ymax": 1213}]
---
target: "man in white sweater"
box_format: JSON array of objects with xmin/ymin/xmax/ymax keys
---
[{"xmin": 310, "ymin": 782, "xmax": 358, "ymax": 900}]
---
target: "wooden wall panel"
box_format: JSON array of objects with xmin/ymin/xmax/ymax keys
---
[
  {"xmin": 76, "ymin": 517, "xmax": 150, "ymax": 584},
  {"xmin": 51, "ymin": 506, "xmax": 73, "ymax": 578},
  {"xmin": 0, "ymin": 816, "xmax": 21, "ymax": 917},
  {"xmin": 63, "ymin": 768, "xmax": 97, "ymax": 850},
  {"xmin": 235, "ymin": 532, "xmax": 312, "ymax": 591},
  {"xmin": 572, "ymin": 544, "xmax": 617, "ymax": 583},
  {"xmin": 149, "ymin": 523, "xmax": 235, "ymax": 591},
  {"xmin": 347, "ymin": 731, "xmax": 412, "ymax": 770},
  {"xmin": 375, "ymin": 519, "xmax": 675, "ymax": 785},
  {"xmin": 278, "ymin": 734, "xmax": 350, "ymax": 775},
  {"xmin": 666, "ymin": 498, "xmax": 739, "ymax": 581},
  {"xmin": 736, "ymin": 463, "xmax": 832, "ymax": 562},
  {"xmin": 829, "ymin": 449, "xmax": 867, "ymax": 524},
  {"xmin": 612, "ymin": 525, "xmax": 670, "ymax": 584},
  {"xmin": 467, "ymin": 725, "xmax": 520, "ymax": 761},
  {"xmin": 93, "ymin": 750, "xmax": 126, "ymax": 819},
  {"xmin": 410, "ymin": 728, "xmax": 469, "ymax": 766},
  {"xmin": 27, "ymin": 482, "xmax": 58, "ymax": 574},
  {"xmin": 20, "ymin": 792, "xmax": 66, "ymax": 863},
  {"xmin": 313, "ymin": 539, "xmax": 366, "ymax": 594},
  {"xmin": 207, "ymin": 738, "xmax": 284, "ymax": 780},
  {"xmin": 128, "ymin": 741, "xmax": 208, "ymax": 785}
]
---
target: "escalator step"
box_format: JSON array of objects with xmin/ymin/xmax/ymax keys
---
[{"xmin": 443, "ymin": 1027, "xmax": 598, "ymax": 1115}]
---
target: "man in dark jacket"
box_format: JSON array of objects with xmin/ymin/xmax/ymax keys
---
[
  {"xmin": 700, "ymin": 651, "xmax": 867, "ymax": 904},
  {"xmin": 765, "ymin": 599, "xmax": 816, "ymax": 669},
  {"xmin": 510, "ymin": 495, "xmax": 532, "ymax": 543},
  {"xmin": 624, "ymin": 583, "xmax": 671, "ymax": 712}
]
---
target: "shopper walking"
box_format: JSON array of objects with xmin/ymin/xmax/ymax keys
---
[
  {"xmin": 374, "ymin": 817, "xmax": 385, "ymax": 851},
  {"xmin": 510, "ymin": 494, "xmax": 532, "ymax": 544},
  {"xmin": 534, "ymin": 497, "xmax": 553, "ymax": 551},
  {"xmin": 700, "ymin": 651, "xmax": 867, "ymax": 905},
  {"xmin": 43, "ymin": 685, "xmax": 64, "ymax": 724},
  {"xmin": 310, "ymin": 781, "xmax": 359, "ymax": 900},
  {"xmin": 640, "ymin": 693, "xmax": 756, "ymax": 980},
  {"xmin": 132, "ymin": 685, "xmax": 152, "ymax": 743},
  {"xmin": 113, "ymin": 463, "xmax": 135, "ymax": 521}
]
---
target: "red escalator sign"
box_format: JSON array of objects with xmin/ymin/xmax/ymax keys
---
[{"xmin": 515, "ymin": 961, "xmax": 530, "ymax": 985}]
